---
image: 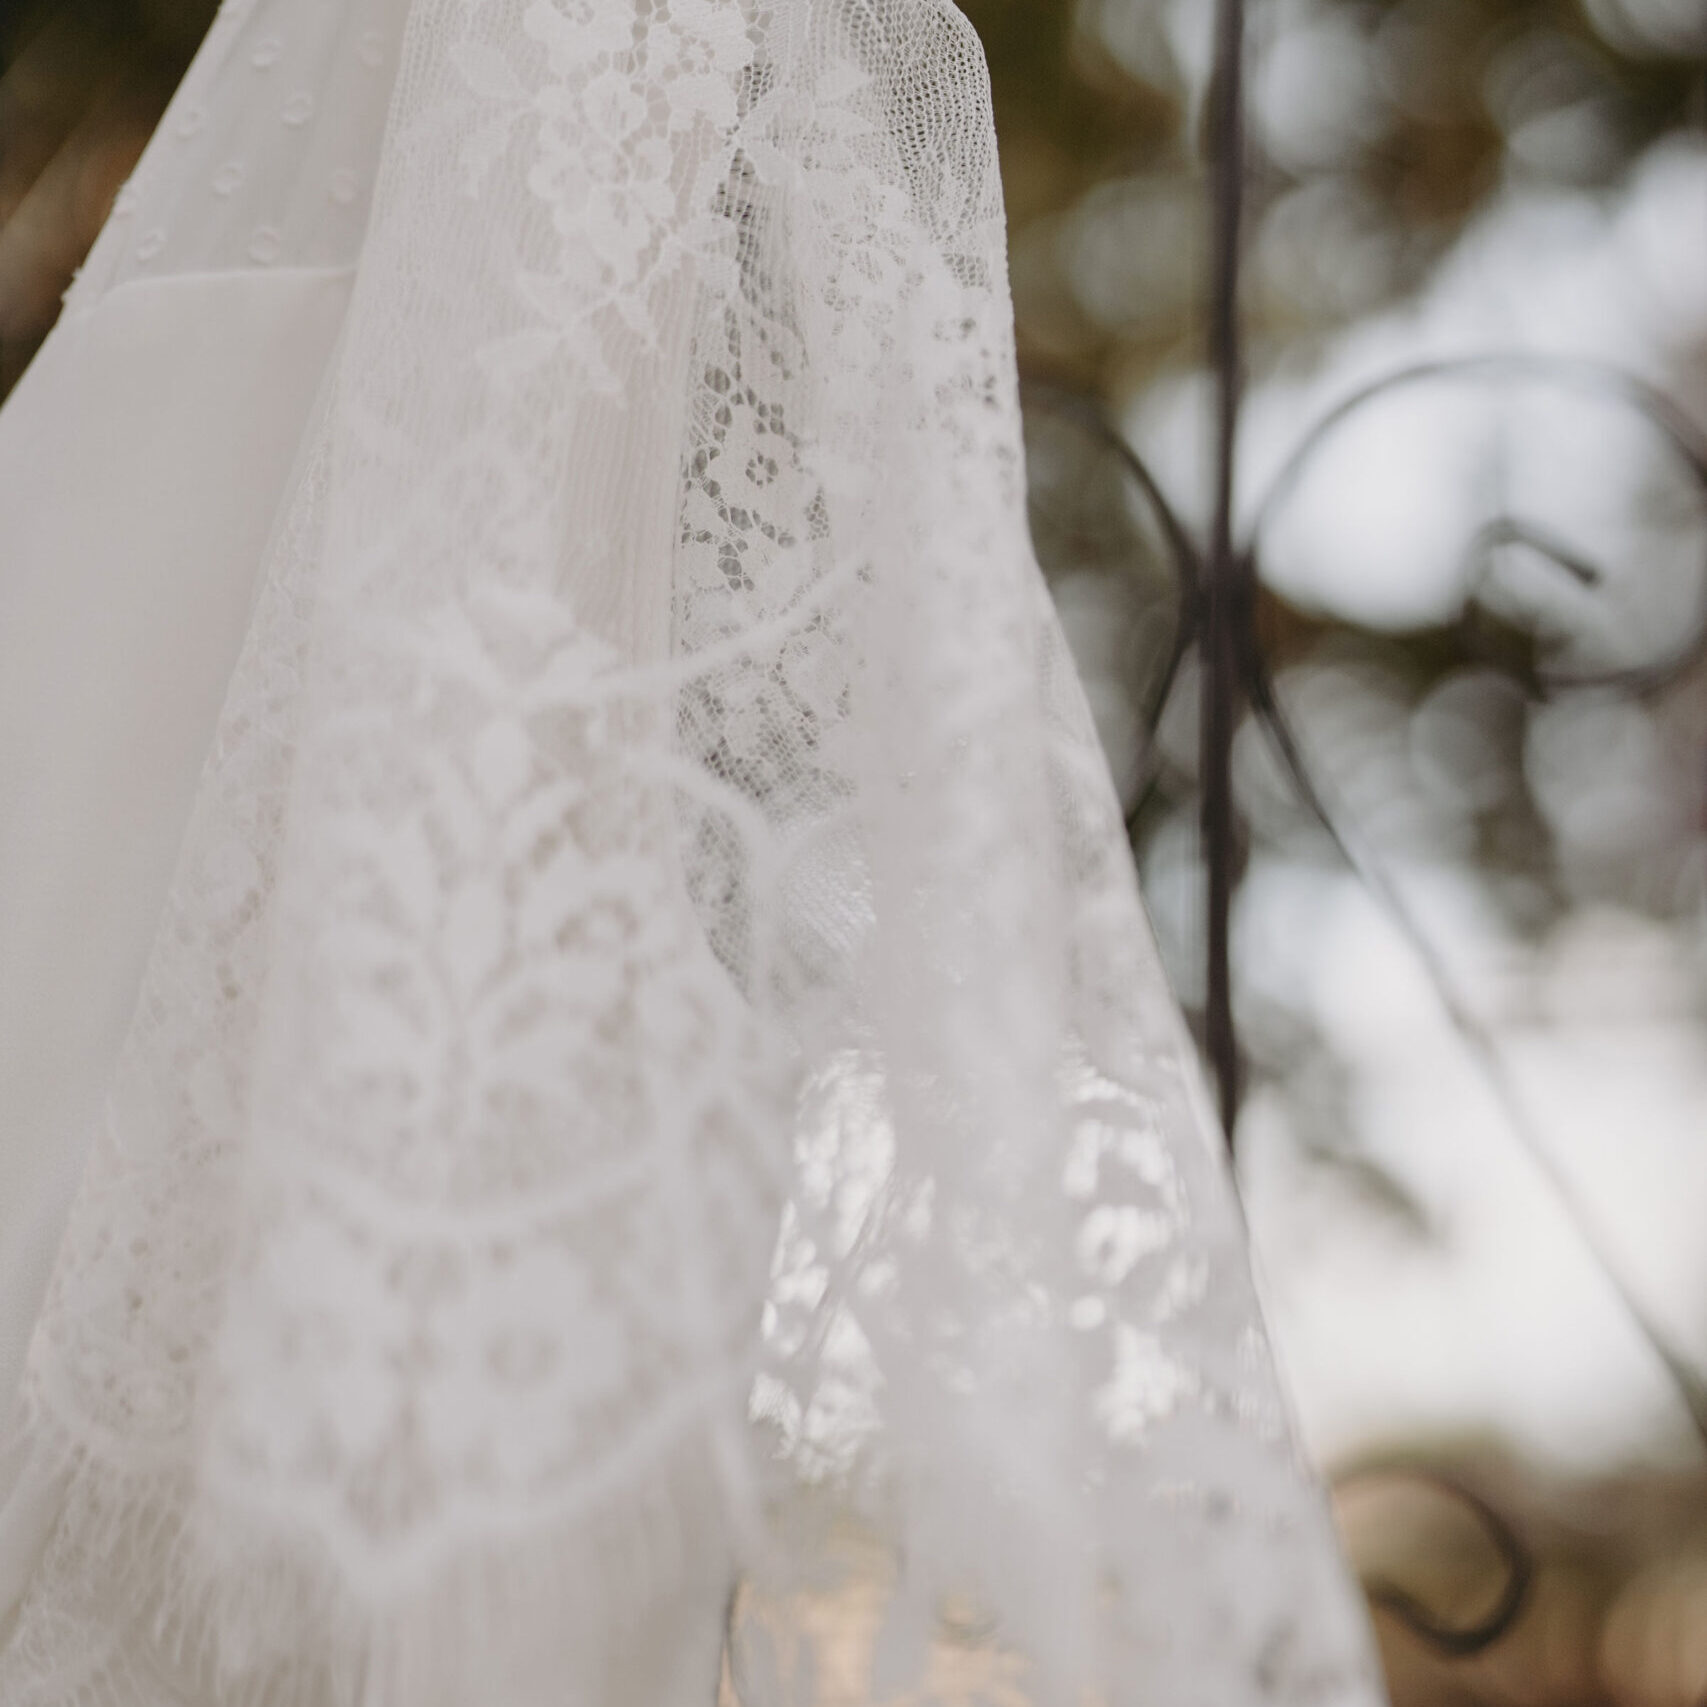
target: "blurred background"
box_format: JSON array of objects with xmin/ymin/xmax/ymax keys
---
[{"xmin": 2, "ymin": 0, "xmax": 1705, "ymax": 1698}]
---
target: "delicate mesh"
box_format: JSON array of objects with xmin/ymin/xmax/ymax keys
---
[{"xmin": 0, "ymin": 1, "xmax": 1385, "ymax": 1703}]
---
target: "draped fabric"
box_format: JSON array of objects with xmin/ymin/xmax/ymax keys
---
[{"xmin": 0, "ymin": 0, "xmax": 1385, "ymax": 1701}]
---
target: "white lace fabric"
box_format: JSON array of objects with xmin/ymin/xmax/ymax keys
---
[{"xmin": 0, "ymin": 0, "xmax": 1385, "ymax": 1702}]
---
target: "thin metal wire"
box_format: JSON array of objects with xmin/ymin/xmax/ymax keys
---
[
  {"xmin": 1201, "ymin": 0, "xmax": 1249, "ymax": 1142},
  {"xmin": 1234, "ymin": 352, "xmax": 1707, "ymax": 1453},
  {"xmin": 1017, "ymin": 379, "xmax": 1202, "ymax": 831},
  {"xmin": 1246, "ymin": 352, "xmax": 1707, "ymax": 698},
  {"xmin": 1241, "ymin": 626, "xmax": 1707, "ymax": 1453}
]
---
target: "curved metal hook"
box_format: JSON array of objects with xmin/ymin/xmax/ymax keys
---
[
  {"xmin": 1244, "ymin": 353, "xmax": 1707, "ymax": 698},
  {"xmin": 1332, "ymin": 1463, "xmax": 1534, "ymax": 1657}
]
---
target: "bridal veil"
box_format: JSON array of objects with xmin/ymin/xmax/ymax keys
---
[{"xmin": 0, "ymin": 0, "xmax": 1385, "ymax": 1700}]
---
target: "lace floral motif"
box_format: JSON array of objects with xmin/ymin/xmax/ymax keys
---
[{"xmin": 0, "ymin": 1, "xmax": 1385, "ymax": 1703}]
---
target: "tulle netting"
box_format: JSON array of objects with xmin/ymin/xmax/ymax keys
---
[{"xmin": 0, "ymin": 0, "xmax": 1385, "ymax": 1701}]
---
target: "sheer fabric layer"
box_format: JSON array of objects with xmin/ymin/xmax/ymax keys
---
[
  {"xmin": 0, "ymin": 267, "xmax": 354, "ymax": 1432},
  {"xmin": 0, "ymin": 0, "xmax": 1385, "ymax": 1703}
]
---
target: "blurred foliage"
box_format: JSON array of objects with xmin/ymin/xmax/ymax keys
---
[
  {"xmin": 962, "ymin": 0, "xmax": 1706, "ymax": 1200},
  {"xmin": 962, "ymin": 0, "xmax": 1703, "ymax": 381},
  {"xmin": 968, "ymin": 11, "xmax": 1707, "ymax": 1694}
]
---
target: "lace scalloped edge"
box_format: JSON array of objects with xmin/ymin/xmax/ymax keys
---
[{"xmin": 0, "ymin": 1382, "xmax": 758, "ymax": 1707}]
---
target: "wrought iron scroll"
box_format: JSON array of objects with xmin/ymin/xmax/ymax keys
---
[{"xmin": 1021, "ymin": 0, "xmax": 1707, "ymax": 1662}]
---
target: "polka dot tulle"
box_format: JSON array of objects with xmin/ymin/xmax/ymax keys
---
[{"xmin": 69, "ymin": 0, "xmax": 401, "ymax": 297}]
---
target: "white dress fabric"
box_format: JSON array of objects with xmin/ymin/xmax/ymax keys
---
[{"xmin": 0, "ymin": 0, "xmax": 1386, "ymax": 1702}]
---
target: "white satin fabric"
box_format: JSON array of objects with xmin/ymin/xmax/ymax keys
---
[{"xmin": 0, "ymin": 1, "xmax": 1386, "ymax": 1703}]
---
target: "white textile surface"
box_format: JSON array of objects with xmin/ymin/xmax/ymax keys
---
[{"xmin": 0, "ymin": 0, "xmax": 1385, "ymax": 1702}]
